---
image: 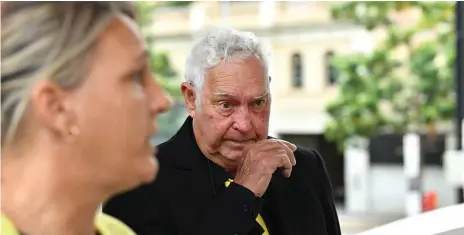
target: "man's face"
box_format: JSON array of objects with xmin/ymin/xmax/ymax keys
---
[{"xmin": 186, "ymin": 56, "xmax": 271, "ymax": 168}]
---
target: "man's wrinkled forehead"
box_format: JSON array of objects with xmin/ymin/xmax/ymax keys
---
[
  {"xmin": 204, "ymin": 55, "xmax": 269, "ymax": 88},
  {"xmin": 212, "ymin": 89, "xmax": 269, "ymax": 99},
  {"xmin": 207, "ymin": 74, "xmax": 270, "ymax": 99}
]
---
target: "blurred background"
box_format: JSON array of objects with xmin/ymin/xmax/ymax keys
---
[{"xmin": 136, "ymin": 1, "xmax": 463, "ymax": 234}]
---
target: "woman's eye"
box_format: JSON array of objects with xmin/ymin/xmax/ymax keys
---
[{"xmin": 132, "ymin": 70, "xmax": 144, "ymax": 84}]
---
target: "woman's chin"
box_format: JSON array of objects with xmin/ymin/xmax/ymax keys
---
[
  {"xmin": 118, "ymin": 156, "xmax": 158, "ymax": 192},
  {"xmin": 138, "ymin": 155, "xmax": 159, "ymax": 184}
]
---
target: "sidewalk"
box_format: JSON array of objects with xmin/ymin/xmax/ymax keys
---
[{"xmin": 337, "ymin": 208, "xmax": 404, "ymax": 235}]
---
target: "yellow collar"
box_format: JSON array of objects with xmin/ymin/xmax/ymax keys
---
[{"xmin": 1, "ymin": 213, "xmax": 135, "ymax": 235}]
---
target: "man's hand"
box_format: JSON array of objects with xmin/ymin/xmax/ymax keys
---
[{"xmin": 233, "ymin": 139, "xmax": 297, "ymax": 197}]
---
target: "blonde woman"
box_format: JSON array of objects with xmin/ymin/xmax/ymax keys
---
[{"xmin": 1, "ymin": 2, "xmax": 172, "ymax": 235}]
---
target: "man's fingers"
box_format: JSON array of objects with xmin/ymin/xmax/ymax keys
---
[
  {"xmin": 248, "ymin": 139, "xmax": 296, "ymax": 177},
  {"xmin": 279, "ymin": 140, "xmax": 297, "ymax": 152},
  {"xmin": 277, "ymin": 153, "xmax": 293, "ymax": 178},
  {"xmin": 259, "ymin": 139, "xmax": 297, "ymax": 166},
  {"xmin": 288, "ymin": 152, "xmax": 296, "ymax": 166},
  {"xmin": 281, "ymin": 167, "xmax": 292, "ymax": 178},
  {"xmin": 261, "ymin": 139, "xmax": 297, "ymax": 152},
  {"xmin": 277, "ymin": 140, "xmax": 297, "ymax": 166},
  {"xmin": 280, "ymin": 140, "xmax": 296, "ymax": 167}
]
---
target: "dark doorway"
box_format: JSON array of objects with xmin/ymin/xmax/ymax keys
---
[
  {"xmin": 279, "ymin": 134, "xmax": 345, "ymax": 204},
  {"xmin": 369, "ymin": 133, "xmax": 445, "ymax": 166}
]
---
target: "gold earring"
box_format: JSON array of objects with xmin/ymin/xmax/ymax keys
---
[
  {"xmin": 65, "ymin": 125, "xmax": 80, "ymax": 143},
  {"xmin": 69, "ymin": 125, "xmax": 80, "ymax": 137}
]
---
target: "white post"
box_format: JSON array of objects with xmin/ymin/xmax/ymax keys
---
[
  {"xmin": 445, "ymin": 132, "xmax": 464, "ymax": 198},
  {"xmin": 345, "ymin": 137, "xmax": 370, "ymax": 213},
  {"xmin": 403, "ymin": 133, "xmax": 422, "ymax": 216}
]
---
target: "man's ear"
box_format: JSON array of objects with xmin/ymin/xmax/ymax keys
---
[
  {"xmin": 30, "ymin": 80, "xmax": 76, "ymax": 139},
  {"xmin": 181, "ymin": 82, "xmax": 197, "ymax": 118}
]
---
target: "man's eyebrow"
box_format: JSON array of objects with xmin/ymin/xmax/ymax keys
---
[
  {"xmin": 212, "ymin": 90, "xmax": 269, "ymax": 99},
  {"xmin": 254, "ymin": 92, "xmax": 269, "ymax": 99},
  {"xmin": 212, "ymin": 90, "xmax": 231, "ymax": 97}
]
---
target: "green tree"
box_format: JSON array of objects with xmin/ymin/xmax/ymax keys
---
[
  {"xmin": 135, "ymin": 1, "xmax": 183, "ymax": 97},
  {"xmin": 157, "ymin": 1, "xmax": 192, "ymax": 7},
  {"xmin": 325, "ymin": 2, "xmax": 455, "ymax": 151}
]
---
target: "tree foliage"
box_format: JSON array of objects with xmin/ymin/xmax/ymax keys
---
[
  {"xmin": 157, "ymin": 1, "xmax": 192, "ymax": 7},
  {"xmin": 325, "ymin": 2, "xmax": 455, "ymax": 151},
  {"xmin": 135, "ymin": 1, "xmax": 183, "ymax": 97},
  {"xmin": 134, "ymin": 1, "xmax": 189, "ymax": 143}
]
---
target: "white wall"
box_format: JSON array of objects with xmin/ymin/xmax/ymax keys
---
[{"xmin": 368, "ymin": 165, "xmax": 457, "ymax": 214}]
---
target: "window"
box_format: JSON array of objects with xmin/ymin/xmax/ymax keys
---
[
  {"xmin": 326, "ymin": 51, "xmax": 338, "ymax": 85},
  {"xmin": 369, "ymin": 133, "xmax": 444, "ymax": 166},
  {"xmin": 291, "ymin": 53, "xmax": 303, "ymax": 88}
]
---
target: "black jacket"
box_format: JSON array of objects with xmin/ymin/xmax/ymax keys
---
[{"xmin": 104, "ymin": 117, "xmax": 341, "ymax": 235}]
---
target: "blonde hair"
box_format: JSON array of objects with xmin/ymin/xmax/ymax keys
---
[{"xmin": 1, "ymin": 2, "xmax": 136, "ymax": 147}]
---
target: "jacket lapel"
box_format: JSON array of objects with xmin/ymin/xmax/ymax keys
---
[{"xmin": 165, "ymin": 117, "xmax": 217, "ymax": 231}]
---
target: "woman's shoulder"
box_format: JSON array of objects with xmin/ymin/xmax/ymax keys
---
[
  {"xmin": 1, "ymin": 213, "xmax": 136, "ymax": 235},
  {"xmin": 1, "ymin": 214, "xmax": 20, "ymax": 235},
  {"xmin": 95, "ymin": 213, "xmax": 137, "ymax": 235}
]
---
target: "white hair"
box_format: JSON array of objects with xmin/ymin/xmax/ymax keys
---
[
  {"xmin": 1, "ymin": 2, "xmax": 135, "ymax": 147},
  {"xmin": 184, "ymin": 27, "xmax": 269, "ymax": 107}
]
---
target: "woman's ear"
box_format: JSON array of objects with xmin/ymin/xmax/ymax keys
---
[{"xmin": 30, "ymin": 80, "xmax": 79, "ymax": 141}]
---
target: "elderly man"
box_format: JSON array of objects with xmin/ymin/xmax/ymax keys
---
[{"xmin": 104, "ymin": 27, "xmax": 341, "ymax": 235}]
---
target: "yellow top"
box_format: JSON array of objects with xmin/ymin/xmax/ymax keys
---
[
  {"xmin": 225, "ymin": 179, "xmax": 270, "ymax": 235},
  {"xmin": 1, "ymin": 213, "xmax": 136, "ymax": 235}
]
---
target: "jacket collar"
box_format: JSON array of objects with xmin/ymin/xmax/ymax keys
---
[{"xmin": 167, "ymin": 116, "xmax": 205, "ymax": 170}]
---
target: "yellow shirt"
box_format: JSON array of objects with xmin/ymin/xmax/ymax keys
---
[
  {"xmin": 1, "ymin": 213, "xmax": 135, "ymax": 235},
  {"xmin": 225, "ymin": 179, "xmax": 270, "ymax": 235}
]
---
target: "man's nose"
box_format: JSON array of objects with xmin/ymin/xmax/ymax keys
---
[{"xmin": 232, "ymin": 107, "xmax": 252, "ymax": 133}]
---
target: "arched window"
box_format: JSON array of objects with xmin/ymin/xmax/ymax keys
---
[
  {"xmin": 326, "ymin": 51, "xmax": 338, "ymax": 85},
  {"xmin": 291, "ymin": 53, "xmax": 303, "ymax": 88}
]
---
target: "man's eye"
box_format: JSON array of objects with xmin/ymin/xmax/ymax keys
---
[
  {"xmin": 220, "ymin": 102, "xmax": 231, "ymax": 109},
  {"xmin": 254, "ymin": 99, "xmax": 265, "ymax": 106}
]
